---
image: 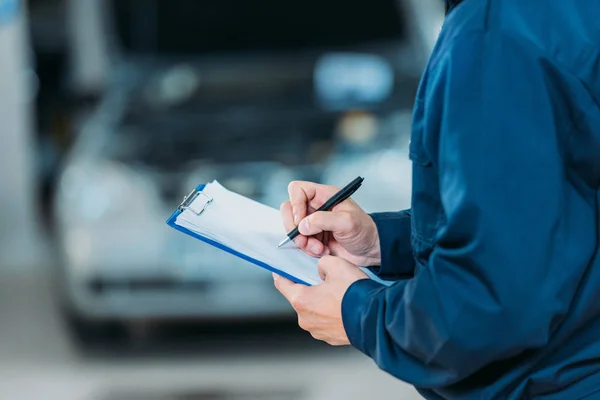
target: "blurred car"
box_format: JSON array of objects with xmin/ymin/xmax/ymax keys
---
[{"xmin": 53, "ymin": 0, "xmax": 438, "ymax": 334}]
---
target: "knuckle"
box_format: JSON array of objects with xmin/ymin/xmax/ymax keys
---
[
  {"xmin": 314, "ymin": 211, "xmax": 327, "ymax": 223},
  {"xmin": 290, "ymin": 296, "xmax": 304, "ymax": 311},
  {"xmin": 292, "ymin": 237, "xmax": 304, "ymax": 248},
  {"xmin": 287, "ymin": 181, "xmax": 300, "ymax": 195},
  {"xmin": 292, "ymin": 288, "xmax": 309, "ymax": 309},
  {"xmin": 291, "ymin": 198, "xmax": 306, "ymax": 211},
  {"xmin": 317, "ymin": 257, "xmax": 331, "ymax": 273},
  {"xmin": 280, "ymin": 201, "xmax": 290, "ymax": 212},
  {"xmin": 317, "ymin": 256, "xmax": 327, "ymax": 267},
  {"xmin": 304, "ymin": 214, "xmax": 314, "ymax": 227},
  {"xmin": 310, "ymin": 213, "xmax": 326, "ymax": 231},
  {"xmin": 297, "ymin": 316, "xmax": 309, "ymax": 331},
  {"xmin": 317, "ymin": 268, "xmax": 327, "ymax": 281},
  {"xmin": 344, "ymin": 212, "xmax": 358, "ymax": 231}
]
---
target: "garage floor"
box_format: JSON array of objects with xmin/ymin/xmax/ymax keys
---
[{"xmin": 0, "ymin": 273, "xmax": 422, "ymax": 400}]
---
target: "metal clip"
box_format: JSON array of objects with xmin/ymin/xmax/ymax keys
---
[{"xmin": 178, "ymin": 189, "xmax": 213, "ymax": 216}]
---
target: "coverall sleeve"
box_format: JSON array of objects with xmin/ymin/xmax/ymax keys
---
[
  {"xmin": 368, "ymin": 210, "xmax": 415, "ymax": 279},
  {"xmin": 341, "ymin": 32, "xmax": 570, "ymax": 388}
]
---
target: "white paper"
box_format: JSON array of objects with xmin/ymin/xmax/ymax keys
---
[{"xmin": 175, "ymin": 181, "xmax": 323, "ymax": 285}]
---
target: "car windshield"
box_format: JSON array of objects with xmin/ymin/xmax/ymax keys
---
[{"xmin": 111, "ymin": 0, "xmax": 406, "ymax": 55}]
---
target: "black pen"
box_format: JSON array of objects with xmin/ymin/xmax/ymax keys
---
[{"xmin": 278, "ymin": 176, "xmax": 365, "ymax": 248}]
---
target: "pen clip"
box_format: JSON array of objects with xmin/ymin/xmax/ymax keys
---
[{"xmin": 178, "ymin": 189, "xmax": 213, "ymax": 216}]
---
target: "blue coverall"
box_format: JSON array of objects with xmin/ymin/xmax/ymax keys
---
[{"xmin": 341, "ymin": 0, "xmax": 600, "ymax": 398}]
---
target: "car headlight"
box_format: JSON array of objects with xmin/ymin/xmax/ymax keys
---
[
  {"xmin": 54, "ymin": 158, "xmax": 166, "ymax": 273},
  {"xmin": 55, "ymin": 157, "xmax": 161, "ymax": 226}
]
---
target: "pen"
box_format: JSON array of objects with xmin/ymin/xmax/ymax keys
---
[{"xmin": 278, "ymin": 176, "xmax": 365, "ymax": 248}]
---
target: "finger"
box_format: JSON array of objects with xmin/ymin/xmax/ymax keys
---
[
  {"xmin": 305, "ymin": 237, "xmax": 326, "ymax": 257},
  {"xmin": 317, "ymin": 255, "xmax": 335, "ymax": 280},
  {"xmin": 280, "ymin": 201, "xmax": 308, "ymax": 249},
  {"xmin": 319, "ymin": 234, "xmax": 332, "ymax": 255},
  {"xmin": 298, "ymin": 211, "xmax": 354, "ymax": 236},
  {"xmin": 288, "ymin": 181, "xmax": 312, "ymax": 225},
  {"xmin": 318, "ymin": 265, "xmax": 327, "ymax": 281},
  {"xmin": 294, "ymin": 234, "xmax": 309, "ymax": 250},
  {"xmin": 318, "ymin": 255, "xmax": 353, "ymax": 280},
  {"xmin": 288, "ymin": 181, "xmax": 340, "ymax": 224},
  {"xmin": 280, "ymin": 201, "xmax": 296, "ymax": 232},
  {"xmin": 273, "ymin": 273, "xmax": 305, "ymax": 304}
]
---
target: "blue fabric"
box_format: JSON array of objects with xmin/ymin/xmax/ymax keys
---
[
  {"xmin": 344, "ymin": 0, "xmax": 600, "ymax": 398},
  {"xmin": 368, "ymin": 211, "xmax": 414, "ymax": 279}
]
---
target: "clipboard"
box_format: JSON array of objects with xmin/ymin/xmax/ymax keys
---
[{"xmin": 166, "ymin": 182, "xmax": 322, "ymax": 286}]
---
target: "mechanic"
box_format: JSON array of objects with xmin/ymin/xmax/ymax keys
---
[{"xmin": 273, "ymin": 0, "xmax": 600, "ymax": 398}]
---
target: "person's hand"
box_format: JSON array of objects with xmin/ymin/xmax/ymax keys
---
[
  {"xmin": 281, "ymin": 181, "xmax": 381, "ymax": 267},
  {"xmin": 273, "ymin": 255, "xmax": 369, "ymax": 345}
]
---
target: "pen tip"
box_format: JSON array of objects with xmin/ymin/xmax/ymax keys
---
[{"xmin": 278, "ymin": 237, "xmax": 290, "ymax": 248}]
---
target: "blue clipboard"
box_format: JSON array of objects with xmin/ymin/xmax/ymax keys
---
[{"xmin": 166, "ymin": 184, "xmax": 311, "ymax": 286}]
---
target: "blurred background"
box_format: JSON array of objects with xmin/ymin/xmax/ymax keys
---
[{"xmin": 0, "ymin": 0, "xmax": 444, "ymax": 398}]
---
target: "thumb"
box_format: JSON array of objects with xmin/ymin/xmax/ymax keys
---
[
  {"xmin": 273, "ymin": 273, "xmax": 305, "ymax": 303},
  {"xmin": 298, "ymin": 211, "xmax": 354, "ymax": 236},
  {"xmin": 317, "ymin": 255, "xmax": 349, "ymax": 281}
]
